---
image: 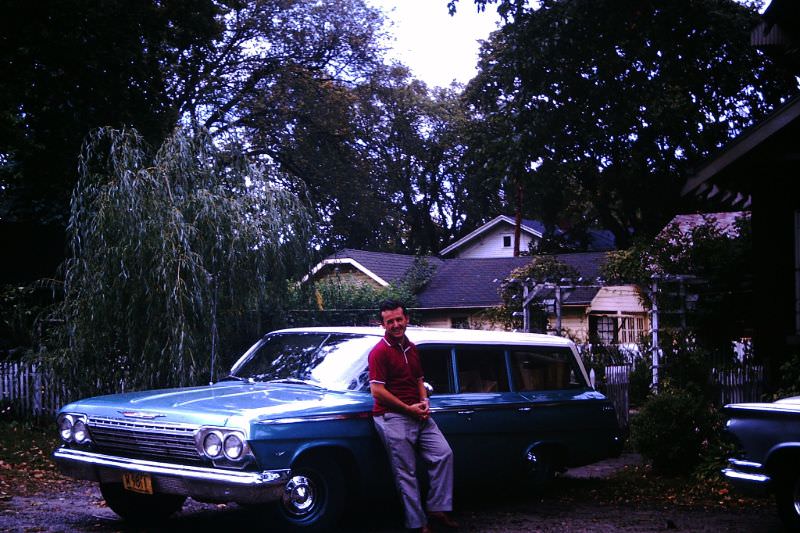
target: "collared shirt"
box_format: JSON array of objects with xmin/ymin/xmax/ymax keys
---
[{"xmin": 368, "ymin": 334, "xmax": 423, "ymax": 417}]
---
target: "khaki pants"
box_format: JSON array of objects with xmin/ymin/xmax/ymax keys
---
[{"xmin": 373, "ymin": 413, "xmax": 454, "ymax": 529}]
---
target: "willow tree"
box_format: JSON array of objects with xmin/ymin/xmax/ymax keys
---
[{"xmin": 57, "ymin": 127, "xmax": 314, "ymax": 396}]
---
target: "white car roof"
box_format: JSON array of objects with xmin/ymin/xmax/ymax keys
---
[{"xmin": 270, "ymin": 326, "xmax": 575, "ymax": 348}]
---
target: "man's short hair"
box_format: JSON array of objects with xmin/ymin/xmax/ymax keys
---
[{"xmin": 378, "ymin": 299, "xmax": 407, "ymax": 321}]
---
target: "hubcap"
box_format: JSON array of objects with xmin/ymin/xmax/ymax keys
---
[
  {"xmin": 793, "ymin": 478, "xmax": 800, "ymax": 517},
  {"xmin": 282, "ymin": 475, "xmax": 317, "ymax": 517}
]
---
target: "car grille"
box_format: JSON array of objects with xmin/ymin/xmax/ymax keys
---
[{"xmin": 87, "ymin": 416, "xmax": 202, "ymax": 464}]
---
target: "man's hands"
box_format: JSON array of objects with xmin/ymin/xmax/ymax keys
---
[
  {"xmin": 370, "ymin": 382, "xmax": 430, "ymax": 420},
  {"xmin": 407, "ymin": 400, "xmax": 429, "ymax": 420}
]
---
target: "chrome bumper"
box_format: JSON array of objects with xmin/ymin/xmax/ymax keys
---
[
  {"xmin": 53, "ymin": 447, "xmax": 290, "ymax": 504},
  {"xmin": 722, "ymin": 458, "xmax": 771, "ymax": 495}
]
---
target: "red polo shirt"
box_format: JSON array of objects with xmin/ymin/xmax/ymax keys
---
[{"xmin": 368, "ymin": 335, "xmax": 423, "ymax": 416}]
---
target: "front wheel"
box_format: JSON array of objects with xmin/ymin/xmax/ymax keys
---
[
  {"xmin": 524, "ymin": 447, "xmax": 557, "ymax": 488},
  {"xmin": 775, "ymin": 471, "xmax": 800, "ymax": 530},
  {"xmin": 271, "ymin": 456, "xmax": 347, "ymax": 532},
  {"xmin": 99, "ymin": 482, "xmax": 186, "ymax": 523}
]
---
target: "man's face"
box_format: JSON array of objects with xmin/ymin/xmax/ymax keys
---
[{"xmin": 380, "ymin": 307, "xmax": 408, "ymax": 342}]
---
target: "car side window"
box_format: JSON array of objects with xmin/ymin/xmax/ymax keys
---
[
  {"xmin": 455, "ymin": 347, "xmax": 509, "ymax": 393},
  {"xmin": 510, "ymin": 348, "xmax": 587, "ymax": 391},
  {"xmin": 418, "ymin": 347, "xmax": 454, "ymax": 394}
]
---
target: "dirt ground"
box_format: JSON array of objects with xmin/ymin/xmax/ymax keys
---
[{"xmin": 0, "ymin": 454, "xmax": 786, "ymax": 532}]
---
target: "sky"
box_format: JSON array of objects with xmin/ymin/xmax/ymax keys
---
[{"xmin": 366, "ymin": 0, "xmax": 502, "ymax": 88}]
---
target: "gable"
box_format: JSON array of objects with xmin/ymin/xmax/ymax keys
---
[{"xmin": 440, "ymin": 216, "xmax": 543, "ymax": 258}]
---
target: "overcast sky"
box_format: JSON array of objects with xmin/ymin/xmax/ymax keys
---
[{"xmin": 367, "ymin": 0, "xmax": 502, "ymax": 88}]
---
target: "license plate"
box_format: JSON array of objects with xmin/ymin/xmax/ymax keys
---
[{"xmin": 122, "ymin": 472, "xmax": 153, "ymax": 495}]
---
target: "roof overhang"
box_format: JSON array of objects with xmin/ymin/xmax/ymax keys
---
[
  {"xmin": 303, "ymin": 258, "xmax": 389, "ymax": 286},
  {"xmin": 682, "ymin": 96, "xmax": 800, "ymax": 200},
  {"xmin": 440, "ymin": 215, "xmax": 543, "ymax": 256}
]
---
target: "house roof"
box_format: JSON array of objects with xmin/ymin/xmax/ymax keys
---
[
  {"xmin": 309, "ymin": 248, "xmax": 442, "ymax": 286},
  {"xmin": 439, "ymin": 215, "xmax": 543, "ymax": 256},
  {"xmin": 660, "ymin": 212, "xmax": 750, "ymax": 239},
  {"xmin": 439, "ymin": 215, "xmax": 616, "ymax": 256},
  {"xmin": 681, "ymin": 95, "xmax": 800, "ymax": 204},
  {"xmin": 310, "ymin": 248, "xmax": 610, "ymax": 309},
  {"xmin": 415, "ymin": 252, "xmax": 609, "ymax": 309}
]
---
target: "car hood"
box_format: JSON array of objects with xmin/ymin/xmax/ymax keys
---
[
  {"xmin": 59, "ymin": 382, "xmax": 372, "ymax": 429},
  {"xmin": 725, "ymin": 395, "xmax": 800, "ymax": 414}
]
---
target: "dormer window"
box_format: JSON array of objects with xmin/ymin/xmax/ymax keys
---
[{"xmin": 502, "ymin": 235, "xmax": 512, "ymax": 248}]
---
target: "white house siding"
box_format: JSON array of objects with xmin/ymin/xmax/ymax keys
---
[
  {"xmin": 454, "ymin": 225, "xmax": 536, "ymax": 258},
  {"xmin": 590, "ymin": 285, "xmax": 647, "ymax": 313},
  {"xmin": 555, "ymin": 309, "xmax": 589, "ymax": 343}
]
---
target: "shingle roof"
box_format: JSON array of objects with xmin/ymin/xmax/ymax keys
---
[
  {"xmin": 662, "ymin": 212, "xmax": 749, "ymax": 239},
  {"xmin": 323, "ymin": 249, "xmax": 442, "ymax": 285},
  {"xmin": 318, "ymin": 249, "xmax": 609, "ymax": 309},
  {"xmin": 415, "ymin": 257, "xmax": 532, "ymax": 308},
  {"xmin": 415, "ymin": 252, "xmax": 609, "ymax": 309}
]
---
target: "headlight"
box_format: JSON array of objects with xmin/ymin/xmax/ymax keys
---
[
  {"xmin": 57, "ymin": 413, "xmax": 90, "ymax": 444},
  {"xmin": 196, "ymin": 427, "xmax": 251, "ymax": 464},
  {"xmin": 223, "ymin": 434, "xmax": 244, "ymax": 460},
  {"xmin": 203, "ymin": 432, "xmax": 223, "ymax": 458},
  {"xmin": 58, "ymin": 415, "xmax": 74, "ymax": 442},
  {"xmin": 72, "ymin": 420, "xmax": 89, "ymax": 444}
]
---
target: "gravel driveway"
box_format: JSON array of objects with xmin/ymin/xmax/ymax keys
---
[{"xmin": 0, "ymin": 454, "xmax": 785, "ymax": 532}]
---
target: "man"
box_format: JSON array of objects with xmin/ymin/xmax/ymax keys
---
[{"xmin": 369, "ymin": 299, "xmax": 458, "ymax": 533}]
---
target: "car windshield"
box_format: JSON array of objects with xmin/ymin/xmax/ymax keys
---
[{"xmin": 229, "ymin": 332, "xmax": 377, "ymax": 391}]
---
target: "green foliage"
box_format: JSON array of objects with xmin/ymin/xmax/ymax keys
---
[
  {"xmin": 0, "ymin": 1, "xmax": 225, "ymax": 227},
  {"xmin": 51, "ymin": 127, "xmax": 313, "ymax": 396},
  {"xmin": 465, "ymin": 0, "xmax": 798, "ymax": 248},
  {"xmin": 288, "ymin": 256, "xmax": 435, "ymax": 327},
  {"xmin": 487, "ymin": 255, "xmax": 582, "ymax": 330},
  {"xmin": 0, "ymin": 283, "xmax": 55, "ymax": 351},
  {"xmin": 774, "ymin": 350, "xmax": 800, "ymax": 400},
  {"xmin": 630, "ymin": 388, "xmax": 720, "ymax": 474}
]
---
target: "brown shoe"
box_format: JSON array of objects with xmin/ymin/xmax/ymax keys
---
[{"xmin": 428, "ymin": 511, "xmax": 460, "ymax": 529}]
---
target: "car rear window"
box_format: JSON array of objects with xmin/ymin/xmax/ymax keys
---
[{"xmin": 510, "ymin": 347, "xmax": 587, "ymax": 391}]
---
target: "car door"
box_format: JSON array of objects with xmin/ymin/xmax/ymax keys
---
[
  {"xmin": 509, "ymin": 346, "xmax": 618, "ymax": 466},
  {"xmin": 419, "ymin": 344, "xmax": 530, "ymax": 484}
]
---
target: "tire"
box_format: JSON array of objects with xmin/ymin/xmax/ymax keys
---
[
  {"xmin": 775, "ymin": 471, "xmax": 800, "ymax": 531},
  {"xmin": 271, "ymin": 456, "xmax": 347, "ymax": 532},
  {"xmin": 524, "ymin": 447, "xmax": 557, "ymax": 489},
  {"xmin": 99, "ymin": 482, "xmax": 186, "ymax": 523}
]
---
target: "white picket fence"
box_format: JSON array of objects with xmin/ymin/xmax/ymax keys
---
[
  {"xmin": 0, "ymin": 358, "xmax": 768, "ymax": 421},
  {"xmin": 712, "ymin": 365, "xmax": 765, "ymax": 405},
  {"xmin": 0, "ymin": 361, "xmax": 66, "ymax": 419}
]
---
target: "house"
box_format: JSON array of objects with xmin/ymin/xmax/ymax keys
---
[
  {"xmin": 681, "ymin": 0, "xmax": 800, "ymax": 388},
  {"xmin": 439, "ymin": 215, "xmax": 616, "ymax": 258},
  {"xmin": 306, "ymin": 218, "xmax": 648, "ymax": 344}
]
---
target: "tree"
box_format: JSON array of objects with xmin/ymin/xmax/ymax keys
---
[
  {"xmin": 601, "ymin": 213, "xmax": 753, "ymax": 357},
  {"xmin": 0, "ymin": 0, "xmax": 389, "ymax": 281},
  {"xmin": 0, "ymin": 0, "xmax": 225, "ymax": 282},
  {"xmin": 461, "ymin": 0, "xmax": 798, "ymax": 247},
  {"xmin": 51, "ymin": 127, "xmax": 313, "ymax": 396}
]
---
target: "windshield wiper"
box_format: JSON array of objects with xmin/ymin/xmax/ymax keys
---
[{"xmin": 266, "ymin": 378, "xmax": 326, "ymax": 389}]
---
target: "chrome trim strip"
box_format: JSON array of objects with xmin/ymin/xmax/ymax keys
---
[
  {"xmin": 722, "ymin": 468, "xmax": 771, "ymax": 484},
  {"xmin": 257, "ymin": 412, "xmax": 372, "ymax": 425},
  {"xmin": 53, "ymin": 447, "xmax": 289, "ymax": 486},
  {"xmin": 728, "ymin": 458, "xmax": 763, "ymax": 469}
]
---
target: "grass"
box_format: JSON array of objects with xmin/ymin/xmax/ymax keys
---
[
  {"xmin": 0, "ymin": 418, "xmax": 72, "ymax": 498},
  {"xmin": 0, "ymin": 418, "xmax": 772, "ymax": 514}
]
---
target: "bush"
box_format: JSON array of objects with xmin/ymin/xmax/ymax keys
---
[{"xmin": 630, "ymin": 388, "xmax": 718, "ymax": 474}]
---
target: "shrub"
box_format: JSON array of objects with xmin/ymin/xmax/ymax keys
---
[{"xmin": 630, "ymin": 388, "xmax": 717, "ymax": 474}]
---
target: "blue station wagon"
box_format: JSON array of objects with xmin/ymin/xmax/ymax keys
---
[{"xmin": 54, "ymin": 327, "xmax": 623, "ymax": 530}]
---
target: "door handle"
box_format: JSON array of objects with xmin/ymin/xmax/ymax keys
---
[
  {"xmin": 457, "ymin": 410, "xmax": 475, "ymax": 415},
  {"xmin": 517, "ymin": 407, "xmax": 531, "ymax": 412}
]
